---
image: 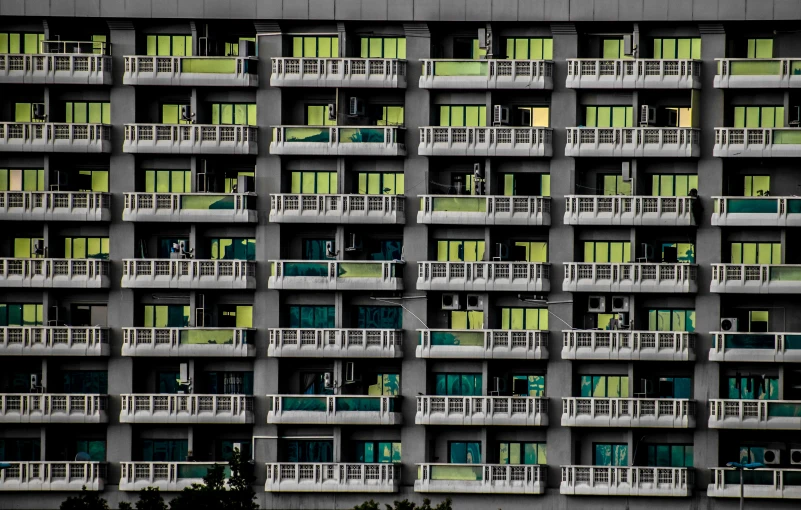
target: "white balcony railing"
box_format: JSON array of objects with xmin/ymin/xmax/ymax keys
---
[
  {"xmin": 566, "ymin": 59, "xmax": 701, "ymax": 89},
  {"xmin": 561, "ymin": 466, "xmax": 693, "ymax": 497},
  {"xmin": 266, "ymin": 395, "xmax": 401, "ymax": 425},
  {"xmin": 565, "ymin": 127, "xmax": 700, "ymax": 157},
  {"xmin": 120, "ymin": 462, "xmax": 229, "ymax": 491},
  {"xmin": 417, "ymin": 261, "xmax": 550, "ymax": 292},
  {"xmin": 269, "ymin": 260, "xmax": 403, "ymax": 291},
  {"xmin": 562, "ymin": 398, "xmax": 696, "ymax": 428},
  {"xmin": 0, "ymin": 394, "xmax": 108, "ymax": 423},
  {"xmin": 416, "ymin": 396, "xmax": 548, "ymax": 426},
  {"xmin": 120, "ymin": 394, "xmax": 254, "ymax": 424},
  {"xmin": 563, "ymin": 263, "xmax": 698, "ymax": 293},
  {"xmin": 0, "ymin": 123, "xmax": 111, "ymax": 153},
  {"xmin": 419, "ymin": 59, "xmax": 553, "ymax": 89},
  {"xmin": 711, "ymin": 264, "xmax": 801, "ymax": 293},
  {"xmin": 123, "ymin": 192, "xmax": 257, "ymax": 223},
  {"xmin": 121, "ymin": 259, "xmax": 256, "ymax": 289},
  {"xmin": 710, "ymin": 331, "xmax": 801, "ymax": 363},
  {"xmin": 715, "ymin": 58, "xmax": 801, "ymax": 88},
  {"xmin": 268, "ymin": 328, "xmax": 403, "ymax": 358},
  {"xmin": 124, "ymin": 56, "xmax": 258, "ymax": 86},
  {"xmin": 712, "ymin": 196, "xmax": 801, "ymax": 227},
  {"xmin": 123, "ymin": 124, "xmax": 257, "ymax": 154},
  {"xmin": 269, "ymin": 194, "xmax": 405, "ymax": 224},
  {"xmin": 418, "ymin": 195, "xmax": 550, "ymax": 226},
  {"xmin": 0, "ymin": 191, "xmax": 110, "ymax": 221},
  {"xmin": 0, "ymin": 258, "xmax": 110, "ymax": 288},
  {"xmin": 271, "ymin": 58, "xmax": 406, "ymax": 88},
  {"xmin": 418, "ymin": 127, "xmax": 552, "ymax": 157},
  {"xmin": 266, "ymin": 463, "xmax": 400, "ymax": 493},
  {"xmin": 417, "ymin": 329, "xmax": 548, "ymax": 359},
  {"xmin": 416, "ymin": 464, "xmax": 546, "ymax": 494},
  {"xmin": 564, "ymin": 195, "xmax": 695, "ymax": 226},
  {"xmin": 0, "ymin": 53, "xmax": 112, "ymax": 85},
  {"xmin": 122, "ymin": 327, "xmax": 254, "ymax": 357},
  {"xmin": 708, "ymin": 399, "xmax": 801, "ymax": 430},
  {"xmin": 0, "ymin": 462, "xmax": 106, "ymax": 491},
  {"xmin": 562, "ymin": 330, "xmax": 695, "ymax": 361},
  {"xmin": 709, "ymin": 467, "xmax": 801, "ymax": 499},
  {"xmin": 270, "ymin": 125, "xmax": 406, "ymax": 156},
  {"xmin": 714, "ymin": 127, "xmax": 801, "ymax": 157},
  {"xmin": 0, "ymin": 326, "xmax": 109, "ymax": 356}
]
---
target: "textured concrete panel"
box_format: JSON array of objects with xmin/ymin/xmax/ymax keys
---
[
  {"xmin": 24, "ymin": 0, "xmax": 50, "ymax": 16},
  {"xmin": 361, "ymin": 0, "xmax": 388, "ymax": 20},
  {"xmin": 230, "ymin": 0, "xmax": 257, "ymax": 17},
  {"xmin": 775, "ymin": 0, "xmax": 801, "ymax": 18},
  {"xmin": 99, "ymin": 0, "xmax": 125, "ymax": 17},
  {"xmin": 594, "ymin": 0, "xmax": 620, "ymax": 20},
  {"xmin": 124, "ymin": 0, "xmax": 151, "ymax": 17},
  {"xmin": 256, "ymin": 0, "xmax": 283, "ymax": 18},
  {"xmin": 440, "ymin": 0, "xmax": 466, "ymax": 21},
  {"xmin": 388, "ymin": 0, "xmax": 414, "ymax": 20},
  {"xmin": 519, "ymin": 0, "xmax": 545, "ymax": 20},
  {"xmin": 719, "ymin": 0, "xmax": 746, "ymax": 19},
  {"xmin": 284, "ymin": 0, "xmax": 311, "ymax": 19},
  {"xmin": 693, "ymin": 0, "xmax": 718, "ymax": 19},
  {"xmin": 177, "ymin": 0, "xmax": 197, "ymax": 18},
  {"xmin": 667, "ymin": 0, "xmax": 692, "ymax": 20},
  {"xmin": 570, "ymin": 0, "xmax": 594, "ymax": 20},
  {"xmin": 75, "ymin": 0, "xmax": 101, "ymax": 17},
  {"xmin": 0, "ymin": 0, "xmax": 25, "ymax": 16},
  {"xmin": 335, "ymin": 0, "xmax": 361, "ymax": 19},
  {"xmin": 543, "ymin": 0, "xmax": 568, "ymax": 20},
  {"xmin": 205, "ymin": 0, "xmax": 231, "ymax": 18},
  {"xmin": 619, "ymin": 0, "xmax": 644, "ymax": 20},
  {"xmin": 746, "ymin": 0, "xmax": 774, "ymax": 19},
  {"xmin": 152, "ymin": 0, "xmax": 177, "ymax": 17},
  {"xmin": 309, "ymin": 0, "xmax": 335, "ymax": 18},
  {"xmin": 51, "ymin": 0, "xmax": 76, "ymax": 16},
  {"xmin": 490, "ymin": 0, "xmax": 517, "ymax": 21},
  {"xmin": 414, "ymin": 0, "xmax": 440, "ymax": 20},
  {"xmin": 642, "ymin": 0, "xmax": 668, "ymax": 20},
  {"xmin": 466, "ymin": 0, "xmax": 491, "ymax": 21}
]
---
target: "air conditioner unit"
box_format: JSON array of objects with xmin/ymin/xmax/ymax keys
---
[
  {"xmin": 345, "ymin": 233, "xmax": 363, "ymax": 252},
  {"xmin": 790, "ymin": 449, "xmax": 801, "ymax": 465},
  {"xmin": 477, "ymin": 28, "xmax": 488, "ymax": 49},
  {"xmin": 441, "ymin": 293, "xmax": 461, "ymax": 310},
  {"xmin": 466, "ymin": 294, "xmax": 483, "ymax": 311},
  {"xmin": 345, "ymin": 362, "xmax": 359, "ymax": 383},
  {"xmin": 763, "ymin": 449, "xmax": 781, "ymax": 465},
  {"xmin": 323, "ymin": 372, "xmax": 333, "ymax": 389},
  {"xmin": 493, "ymin": 105, "xmax": 509, "ymax": 126},
  {"xmin": 611, "ymin": 296, "xmax": 630, "ymax": 313},
  {"xmin": 327, "ymin": 103, "xmax": 337, "ymax": 121},
  {"xmin": 640, "ymin": 105, "xmax": 656, "ymax": 126},
  {"xmin": 623, "ymin": 34, "xmax": 633, "ymax": 56},
  {"xmin": 348, "ymin": 97, "xmax": 365, "ymax": 116},
  {"xmin": 588, "ymin": 296, "xmax": 606, "ymax": 313},
  {"xmin": 720, "ymin": 318, "xmax": 738, "ymax": 332}
]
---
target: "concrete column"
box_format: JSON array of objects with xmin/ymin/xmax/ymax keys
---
[
  {"xmin": 334, "ymin": 292, "xmax": 344, "ymax": 328},
  {"xmin": 40, "ymin": 358, "xmax": 48, "ymax": 390},
  {"xmin": 333, "ymin": 427, "xmax": 342, "ymax": 462},
  {"xmin": 40, "ymin": 427, "xmax": 46, "ymax": 460}
]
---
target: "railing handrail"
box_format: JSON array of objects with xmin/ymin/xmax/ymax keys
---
[
  {"xmin": 272, "ymin": 124, "xmax": 405, "ymax": 130},
  {"xmin": 125, "ymin": 55, "xmax": 258, "ymax": 61},
  {"xmin": 267, "ymin": 394, "xmax": 397, "ymax": 399}
]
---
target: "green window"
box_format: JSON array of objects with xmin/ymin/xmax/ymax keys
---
[
  {"xmin": 140, "ymin": 440, "xmax": 188, "ymax": 462},
  {"xmin": 648, "ymin": 309, "xmax": 696, "ymax": 332},
  {"xmin": 91, "ymin": 35, "xmax": 107, "ymax": 55},
  {"xmin": 653, "ymin": 38, "xmax": 701, "ymax": 59},
  {"xmin": 61, "ymin": 371, "xmax": 107, "ymax": 394},
  {"xmin": 143, "ymin": 305, "xmax": 190, "ymax": 328},
  {"xmin": 733, "ymin": 106, "xmax": 784, "ymax": 128},
  {"xmin": 749, "ymin": 310, "xmax": 769, "ymax": 332},
  {"xmin": 728, "ymin": 376, "xmax": 778, "ymax": 400},
  {"xmin": 0, "ymin": 438, "xmax": 41, "ymax": 461},
  {"xmin": 740, "ymin": 446, "xmax": 776, "ymax": 465},
  {"xmin": 517, "ymin": 106, "xmax": 550, "ymax": 127},
  {"xmin": 145, "ymin": 170, "xmax": 191, "ymax": 193},
  {"xmin": 505, "ymin": 38, "xmax": 553, "ymax": 60},
  {"xmin": 666, "ymin": 107, "xmax": 693, "ymax": 128},
  {"xmin": 580, "ymin": 375, "xmax": 629, "ymax": 398},
  {"xmin": 291, "ymin": 171, "xmax": 337, "ymax": 194},
  {"xmin": 0, "ymin": 303, "xmax": 43, "ymax": 326},
  {"xmin": 368, "ymin": 374, "xmax": 400, "ymax": 396},
  {"xmin": 747, "ymin": 39, "xmax": 773, "ymax": 59},
  {"xmin": 584, "ymin": 106, "xmax": 634, "ymax": 128},
  {"xmin": 647, "ymin": 445, "xmax": 693, "ymax": 467},
  {"xmin": 288, "ymin": 306, "xmax": 335, "ymax": 328},
  {"xmin": 602, "ymin": 175, "xmax": 631, "ymax": 195},
  {"xmin": 355, "ymin": 441, "xmax": 401, "ymax": 464},
  {"xmin": 292, "ymin": 36, "xmax": 339, "ymax": 58},
  {"xmin": 661, "ymin": 242, "xmax": 695, "ymax": 263},
  {"xmin": 499, "ymin": 443, "xmax": 546, "ymax": 465},
  {"xmin": 211, "ymin": 103, "xmax": 257, "ymax": 126},
  {"xmin": 0, "ymin": 169, "xmax": 45, "ymax": 191},
  {"xmin": 744, "ymin": 176, "xmax": 770, "ymax": 197},
  {"xmin": 211, "ymin": 238, "xmax": 255, "ymax": 261},
  {"xmin": 65, "ymin": 238, "xmax": 109, "ymax": 260},
  {"xmin": 510, "ymin": 375, "xmax": 545, "ymax": 396},
  {"xmin": 456, "ymin": 39, "xmax": 487, "ymax": 59},
  {"xmin": 439, "ymin": 106, "xmax": 487, "ymax": 127},
  {"xmin": 730, "ymin": 243, "xmax": 781, "ymax": 264},
  {"xmin": 357, "ymin": 306, "xmax": 401, "ymax": 329},
  {"xmin": 502, "ymin": 174, "xmax": 550, "ymax": 196},
  {"xmin": 14, "ymin": 103, "xmax": 41, "ymax": 122},
  {"xmin": 285, "ymin": 440, "xmax": 333, "ymax": 462},
  {"xmin": 377, "ymin": 106, "xmax": 404, "ymax": 126},
  {"xmin": 450, "ymin": 310, "xmax": 484, "ymax": 330},
  {"xmin": 307, "ymin": 105, "xmax": 337, "ymax": 126},
  {"xmin": 594, "ymin": 444, "xmax": 628, "ymax": 466},
  {"xmin": 655, "ymin": 377, "xmax": 692, "ymax": 398},
  {"xmin": 161, "ymin": 104, "xmax": 192, "ymax": 125},
  {"xmin": 224, "ymin": 37, "xmax": 256, "ymax": 57},
  {"xmin": 449, "ymin": 442, "xmax": 481, "ymax": 464},
  {"xmin": 583, "ymin": 242, "xmax": 631, "ymax": 263},
  {"xmin": 651, "ymin": 175, "xmax": 698, "ymax": 197},
  {"xmin": 360, "ymin": 37, "xmax": 406, "ymax": 59},
  {"xmin": 146, "ymin": 35, "xmax": 193, "ymax": 56},
  {"xmin": 435, "ymin": 374, "xmax": 482, "ymax": 396},
  {"xmin": 602, "ymin": 39, "xmax": 629, "ymax": 59},
  {"xmin": 14, "ymin": 237, "xmax": 43, "ymax": 258},
  {"xmin": 0, "ymin": 33, "xmax": 44, "ymax": 54},
  {"xmin": 357, "ymin": 173, "xmax": 404, "ymax": 195},
  {"xmin": 65, "ymin": 102, "xmax": 110, "ymax": 124},
  {"xmin": 500, "ymin": 308, "xmax": 548, "ymax": 330},
  {"xmin": 75, "ymin": 170, "xmax": 109, "ymax": 192},
  {"xmin": 303, "ymin": 239, "xmax": 333, "ymax": 259},
  {"xmin": 436, "ymin": 240, "xmax": 485, "ymax": 262},
  {"xmin": 222, "ymin": 306, "xmax": 253, "ymax": 328},
  {"xmin": 225, "ymin": 171, "xmax": 254, "ymax": 193},
  {"xmin": 514, "ymin": 242, "xmax": 548, "ymax": 262}
]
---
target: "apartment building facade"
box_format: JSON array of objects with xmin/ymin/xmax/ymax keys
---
[{"xmin": 1, "ymin": 0, "xmax": 801, "ymax": 508}]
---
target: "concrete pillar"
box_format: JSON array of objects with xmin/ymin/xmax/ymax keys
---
[{"xmin": 334, "ymin": 292, "xmax": 344, "ymax": 328}]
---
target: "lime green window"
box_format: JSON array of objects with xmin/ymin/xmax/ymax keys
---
[
  {"xmin": 436, "ymin": 240, "xmax": 485, "ymax": 262},
  {"xmin": 733, "ymin": 106, "xmax": 784, "ymax": 128},
  {"xmin": 378, "ymin": 106, "xmax": 404, "ymax": 126},
  {"xmin": 500, "ymin": 308, "xmax": 548, "ymax": 330},
  {"xmin": 368, "ymin": 373, "xmax": 400, "ymax": 396},
  {"xmin": 648, "ymin": 309, "xmax": 696, "ymax": 332},
  {"xmin": 291, "ymin": 171, "xmax": 337, "ymax": 194},
  {"xmin": 585, "ymin": 106, "xmax": 633, "ymax": 128},
  {"xmin": 502, "ymin": 174, "xmax": 550, "ymax": 197},
  {"xmin": 580, "ymin": 375, "xmax": 629, "ymax": 398},
  {"xmin": 161, "ymin": 104, "xmax": 192, "ymax": 125},
  {"xmin": 143, "ymin": 305, "xmax": 190, "ymax": 328},
  {"xmin": 0, "ymin": 33, "xmax": 43, "ymax": 54},
  {"xmin": 651, "ymin": 175, "xmax": 698, "ymax": 196},
  {"xmin": 223, "ymin": 306, "xmax": 253, "ymax": 328},
  {"xmin": 360, "ymin": 37, "xmax": 406, "ymax": 59},
  {"xmin": 661, "ymin": 243, "xmax": 695, "ymax": 263},
  {"xmin": 146, "ymin": 35, "xmax": 192, "ymax": 56},
  {"xmin": 749, "ymin": 311, "xmax": 769, "ymax": 332},
  {"xmin": 14, "ymin": 238, "xmax": 43, "ymax": 258},
  {"xmin": 65, "ymin": 238, "xmax": 109, "ymax": 260},
  {"xmin": 730, "ymin": 243, "xmax": 781, "ymax": 264},
  {"xmin": 225, "ymin": 171, "xmax": 254, "ymax": 193},
  {"xmin": 518, "ymin": 106, "xmax": 550, "ymax": 127},
  {"xmin": 439, "ymin": 106, "xmax": 487, "ymax": 127},
  {"xmin": 584, "ymin": 242, "xmax": 631, "ymax": 263},
  {"xmin": 744, "ymin": 176, "xmax": 770, "ymax": 197},
  {"xmin": 14, "ymin": 103, "xmax": 36, "ymax": 122},
  {"xmin": 504, "ymin": 38, "xmax": 553, "ymax": 60},
  {"xmin": 499, "ymin": 442, "xmax": 546, "ymax": 465},
  {"xmin": 0, "ymin": 303, "xmax": 43, "ymax": 326},
  {"xmin": 602, "ymin": 39, "xmax": 628, "ymax": 58},
  {"xmin": 66, "ymin": 102, "xmax": 110, "ymax": 124},
  {"xmin": 92, "ymin": 35, "xmax": 107, "ymax": 55},
  {"xmin": 654, "ymin": 38, "xmax": 701, "ymax": 59},
  {"xmin": 450, "ymin": 310, "xmax": 484, "ymax": 330},
  {"xmin": 514, "ymin": 242, "xmax": 548, "ymax": 263},
  {"xmin": 211, "ymin": 238, "xmax": 256, "ymax": 261},
  {"xmin": 211, "ymin": 103, "xmax": 257, "ymax": 126},
  {"xmin": 224, "ymin": 37, "xmax": 256, "ymax": 57},
  {"xmin": 307, "ymin": 105, "xmax": 337, "ymax": 126},
  {"xmin": 357, "ymin": 173, "xmax": 404, "ymax": 195},
  {"xmin": 0, "ymin": 169, "xmax": 45, "ymax": 191},
  {"xmin": 747, "ymin": 39, "xmax": 773, "ymax": 59},
  {"xmin": 602, "ymin": 175, "xmax": 631, "ymax": 195},
  {"xmin": 468, "ymin": 39, "xmax": 487, "ymax": 59},
  {"xmin": 292, "ymin": 36, "xmax": 339, "ymax": 58},
  {"xmin": 145, "ymin": 170, "xmax": 191, "ymax": 193}
]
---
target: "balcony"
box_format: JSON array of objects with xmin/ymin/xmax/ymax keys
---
[
  {"xmin": 416, "ymin": 396, "xmax": 548, "ymax": 426},
  {"xmin": 120, "ymin": 462, "xmax": 229, "ymax": 492},
  {"xmin": 566, "ymin": 59, "xmax": 701, "ymax": 89},
  {"xmin": 120, "ymin": 394, "xmax": 254, "ymax": 424},
  {"xmin": 0, "ymin": 258, "xmax": 110, "ymax": 288},
  {"xmin": 123, "ymin": 124, "xmax": 257, "ymax": 155},
  {"xmin": 710, "ymin": 332, "xmax": 801, "ymax": 363},
  {"xmin": 564, "ymin": 195, "xmax": 695, "ymax": 226},
  {"xmin": 416, "ymin": 329, "xmax": 548, "ymax": 359},
  {"xmin": 563, "ymin": 263, "xmax": 698, "ymax": 293},
  {"xmin": 418, "ymin": 127, "xmax": 552, "ymax": 157},
  {"xmin": 561, "ymin": 466, "xmax": 693, "ymax": 497},
  {"xmin": 270, "ymin": 126, "xmax": 405, "ymax": 157},
  {"xmin": 265, "ymin": 463, "xmax": 400, "ymax": 493},
  {"xmin": 269, "ymin": 194, "xmax": 405, "ymax": 225},
  {"xmin": 124, "ymin": 56, "xmax": 257, "ymax": 87},
  {"xmin": 562, "ymin": 330, "xmax": 695, "ymax": 361},
  {"xmin": 268, "ymin": 260, "xmax": 403, "ymax": 291},
  {"xmin": 709, "ymin": 399, "xmax": 801, "ymax": 430},
  {"xmin": 123, "ymin": 192, "xmax": 257, "ymax": 223},
  {"xmin": 271, "ymin": 58, "xmax": 406, "ymax": 88},
  {"xmin": 266, "ymin": 395, "xmax": 401, "ymax": 425},
  {"xmin": 709, "ymin": 467, "xmax": 801, "ymax": 499},
  {"xmin": 714, "ymin": 127, "xmax": 801, "ymax": 157},
  {"xmin": 712, "ymin": 197, "xmax": 801, "ymax": 227},
  {"xmin": 0, "ymin": 123, "xmax": 111, "ymax": 153},
  {"xmin": 0, "ymin": 326, "xmax": 110, "ymax": 356},
  {"xmin": 418, "ymin": 195, "xmax": 550, "ymax": 226},
  {"xmin": 267, "ymin": 328, "xmax": 403, "ymax": 358},
  {"xmin": 565, "ymin": 128, "xmax": 700, "ymax": 157},
  {"xmin": 0, "ymin": 462, "xmax": 106, "ymax": 491},
  {"xmin": 417, "ymin": 262, "xmax": 550, "ymax": 292},
  {"xmin": 562, "ymin": 398, "xmax": 695, "ymax": 428},
  {"xmin": 715, "ymin": 58, "xmax": 801, "ymax": 88},
  {"xmin": 0, "ymin": 191, "xmax": 110, "ymax": 222},
  {"xmin": 0, "ymin": 394, "xmax": 107, "ymax": 423},
  {"xmin": 711, "ymin": 264, "xmax": 801, "ymax": 294},
  {"xmin": 415, "ymin": 464, "xmax": 545, "ymax": 494},
  {"xmin": 419, "ymin": 59, "xmax": 552, "ymax": 89},
  {"xmin": 121, "ymin": 259, "xmax": 256, "ymax": 290},
  {"xmin": 0, "ymin": 53, "xmax": 112, "ymax": 85},
  {"xmin": 122, "ymin": 328, "xmax": 254, "ymax": 357}
]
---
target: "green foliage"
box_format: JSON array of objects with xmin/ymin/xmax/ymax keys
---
[
  {"xmin": 59, "ymin": 487, "xmax": 110, "ymax": 510},
  {"xmin": 135, "ymin": 487, "xmax": 168, "ymax": 510},
  {"xmin": 352, "ymin": 499, "xmax": 453, "ymax": 510},
  {"xmin": 118, "ymin": 503, "xmax": 132, "ymax": 510},
  {"xmin": 168, "ymin": 449, "xmax": 258, "ymax": 510},
  {"xmin": 352, "ymin": 501, "xmax": 379, "ymax": 510}
]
